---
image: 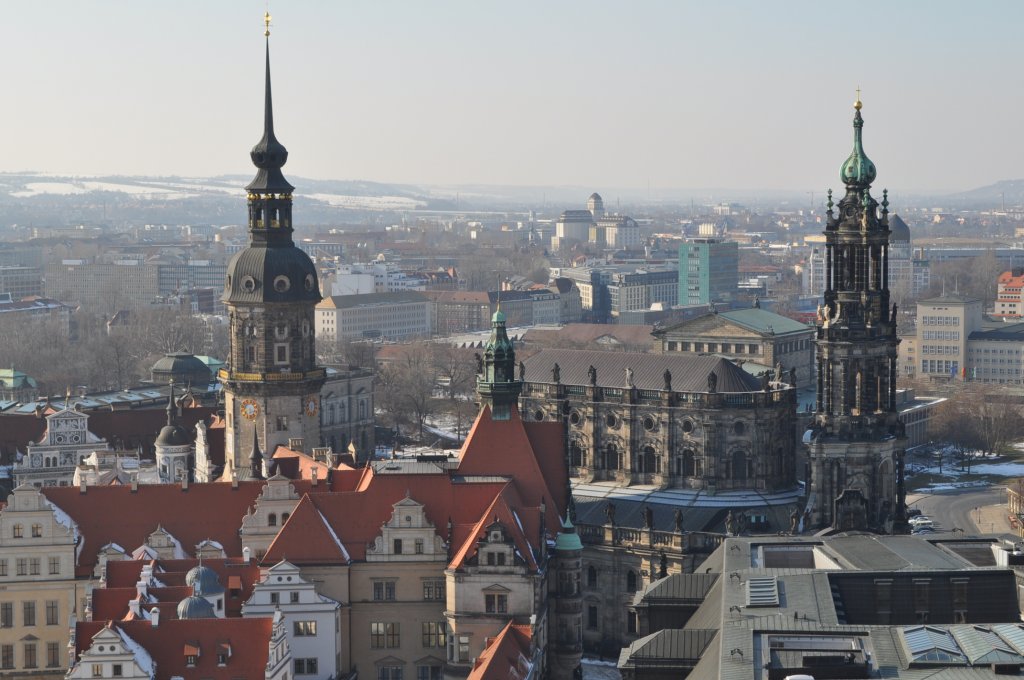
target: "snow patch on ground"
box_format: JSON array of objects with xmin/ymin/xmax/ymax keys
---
[{"xmin": 307, "ymin": 192, "xmax": 426, "ymax": 210}]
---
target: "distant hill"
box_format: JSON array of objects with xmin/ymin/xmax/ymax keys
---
[{"xmin": 948, "ymin": 179, "xmax": 1024, "ymax": 207}]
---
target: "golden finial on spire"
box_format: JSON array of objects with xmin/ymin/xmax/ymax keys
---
[
  {"xmin": 854, "ymin": 86, "xmax": 862, "ymax": 111},
  {"xmin": 264, "ymin": 11, "xmax": 272, "ymax": 37}
]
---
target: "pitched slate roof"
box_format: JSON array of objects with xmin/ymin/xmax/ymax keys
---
[
  {"xmin": 522, "ymin": 349, "xmax": 761, "ymax": 393},
  {"xmin": 74, "ymin": 619, "xmax": 273, "ymax": 680}
]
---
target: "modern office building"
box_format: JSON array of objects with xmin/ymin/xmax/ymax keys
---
[{"xmin": 678, "ymin": 239, "xmax": 738, "ymax": 306}]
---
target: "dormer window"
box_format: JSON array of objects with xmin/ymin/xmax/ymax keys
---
[{"xmin": 485, "ymin": 551, "xmax": 506, "ymax": 567}]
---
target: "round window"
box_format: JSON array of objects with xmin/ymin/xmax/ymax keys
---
[
  {"xmin": 643, "ymin": 415, "xmax": 657, "ymax": 432},
  {"xmin": 241, "ymin": 275, "xmax": 256, "ymax": 292},
  {"xmin": 274, "ymin": 275, "xmax": 290, "ymax": 293},
  {"xmin": 682, "ymin": 420, "xmax": 694, "ymax": 434},
  {"xmin": 569, "ymin": 410, "xmax": 582, "ymax": 426},
  {"xmin": 734, "ymin": 421, "xmax": 746, "ymax": 436},
  {"xmin": 534, "ymin": 409, "xmax": 545, "ymax": 421},
  {"xmin": 606, "ymin": 413, "xmax": 618, "ymax": 428},
  {"xmin": 304, "ymin": 274, "xmax": 315, "ymax": 291}
]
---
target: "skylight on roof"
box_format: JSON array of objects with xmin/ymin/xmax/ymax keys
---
[{"xmin": 900, "ymin": 626, "xmax": 967, "ymax": 666}]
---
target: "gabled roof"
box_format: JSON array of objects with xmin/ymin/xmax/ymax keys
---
[
  {"xmin": 449, "ymin": 485, "xmax": 540, "ymax": 571},
  {"xmin": 262, "ymin": 495, "xmax": 351, "ymax": 565},
  {"xmin": 103, "ymin": 558, "xmax": 261, "ymax": 618},
  {"xmin": 468, "ymin": 621, "xmax": 534, "ymax": 680},
  {"xmin": 457, "ymin": 405, "xmax": 567, "ymax": 516},
  {"xmin": 654, "ymin": 307, "xmax": 811, "ymax": 337},
  {"xmin": 43, "ymin": 483, "xmax": 266, "ymax": 577},
  {"xmin": 74, "ymin": 618, "xmax": 273, "ymax": 680}
]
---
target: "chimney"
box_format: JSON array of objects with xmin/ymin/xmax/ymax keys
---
[
  {"xmin": 136, "ymin": 580, "xmax": 148, "ymax": 600},
  {"xmin": 181, "ymin": 476, "xmax": 188, "ymax": 492},
  {"xmin": 79, "ymin": 478, "xmax": 86, "ymax": 494},
  {"xmin": 128, "ymin": 599, "xmax": 141, "ymax": 618},
  {"xmin": 288, "ymin": 437, "xmax": 304, "ymax": 453},
  {"xmin": 311, "ymin": 467, "xmax": 318, "ymax": 487},
  {"xmin": 150, "ymin": 607, "xmax": 160, "ymax": 627},
  {"xmin": 242, "ymin": 547, "xmax": 251, "ymax": 564},
  {"xmin": 131, "ymin": 475, "xmax": 138, "ymax": 493},
  {"xmin": 231, "ymin": 468, "xmax": 239, "ymax": 490}
]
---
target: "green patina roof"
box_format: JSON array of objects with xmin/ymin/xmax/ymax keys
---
[
  {"xmin": 840, "ymin": 102, "xmax": 877, "ymax": 187},
  {"xmin": 718, "ymin": 308, "xmax": 811, "ymax": 336},
  {"xmin": 554, "ymin": 514, "xmax": 583, "ymax": 552},
  {"xmin": 0, "ymin": 368, "xmax": 36, "ymax": 389}
]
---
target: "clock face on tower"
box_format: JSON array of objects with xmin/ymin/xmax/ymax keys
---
[
  {"xmin": 304, "ymin": 396, "xmax": 319, "ymax": 417},
  {"xmin": 240, "ymin": 399, "xmax": 260, "ymax": 420}
]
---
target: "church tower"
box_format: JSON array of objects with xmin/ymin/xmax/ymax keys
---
[
  {"xmin": 220, "ymin": 14, "xmax": 324, "ymax": 473},
  {"xmin": 807, "ymin": 94, "xmax": 906, "ymax": 532},
  {"xmin": 476, "ymin": 307, "xmax": 522, "ymax": 421}
]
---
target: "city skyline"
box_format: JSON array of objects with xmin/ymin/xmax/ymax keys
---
[{"xmin": 5, "ymin": 1, "xmax": 1023, "ymax": 194}]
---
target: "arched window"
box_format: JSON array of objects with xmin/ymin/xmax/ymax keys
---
[
  {"xmin": 731, "ymin": 450, "xmax": 748, "ymax": 481},
  {"xmin": 268, "ymin": 513, "xmax": 277, "ymax": 527},
  {"xmin": 639, "ymin": 446, "xmax": 657, "ymax": 474},
  {"xmin": 683, "ymin": 449, "xmax": 695, "ymax": 477},
  {"xmin": 605, "ymin": 443, "xmax": 619, "ymax": 470},
  {"xmin": 281, "ymin": 512, "xmax": 290, "ymax": 523},
  {"xmin": 358, "ymin": 401, "xmax": 366, "ymax": 419},
  {"xmin": 569, "ymin": 441, "xmax": 584, "ymax": 467},
  {"xmin": 587, "ymin": 566, "xmax": 598, "ymax": 589},
  {"xmin": 328, "ymin": 404, "xmax": 336, "ymax": 425},
  {"xmin": 626, "ymin": 570, "xmax": 637, "ymax": 592}
]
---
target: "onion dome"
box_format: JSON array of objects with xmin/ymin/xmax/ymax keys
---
[
  {"xmin": 177, "ymin": 593, "xmax": 216, "ymax": 619},
  {"xmin": 185, "ymin": 564, "xmax": 224, "ymax": 596},
  {"xmin": 840, "ymin": 94, "xmax": 877, "ymax": 187},
  {"xmin": 155, "ymin": 383, "xmax": 190, "ymax": 448}
]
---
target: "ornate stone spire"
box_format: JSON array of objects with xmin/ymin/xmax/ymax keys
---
[
  {"xmin": 249, "ymin": 424, "xmax": 265, "ymax": 480},
  {"xmin": 166, "ymin": 381, "xmax": 176, "ymax": 427}
]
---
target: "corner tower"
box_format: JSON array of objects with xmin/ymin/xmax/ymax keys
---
[
  {"xmin": 220, "ymin": 13, "xmax": 324, "ymax": 472},
  {"xmin": 807, "ymin": 93, "xmax": 905, "ymax": 532},
  {"xmin": 476, "ymin": 307, "xmax": 522, "ymax": 420}
]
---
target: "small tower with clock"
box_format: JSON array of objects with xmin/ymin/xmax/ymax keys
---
[{"xmin": 219, "ymin": 13, "xmax": 324, "ymax": 473}]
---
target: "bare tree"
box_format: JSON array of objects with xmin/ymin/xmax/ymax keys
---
[{"xmin": 432, "ymin": 345, "xmax": 477, "ymax": 441}]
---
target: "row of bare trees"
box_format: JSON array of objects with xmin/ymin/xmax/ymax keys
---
[
  {"xmin": 0, "ymin": 308, "xmax": 227, "ymax": 395},
  {"xmin": 931, "ymin": 383, "xmax": 1024, "ymax": 472},
  {"xmin": 374, "ymin": 344, "xmax": 478, "ymax": 445}
]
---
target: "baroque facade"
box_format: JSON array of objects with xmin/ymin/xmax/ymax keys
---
[{"xmin": 520, "ymin": 349, "xmax": 798, "ymax": 492}]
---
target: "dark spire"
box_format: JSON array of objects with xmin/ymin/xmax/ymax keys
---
[
  {"xmin": 246, "ymin": 15, "xmax": 294, "ymax": 194},
  {"xmin": 249, "ymin": 423, "xmax": 265, "ymax": 480},
  {"xmin": 166, "ymin": 381, "xmax": 176, "ymax": 427}
]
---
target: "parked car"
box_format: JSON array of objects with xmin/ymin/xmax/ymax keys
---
[{"xmin": 906, "ymin": 507, "xmax": 923, "ymax": 518}]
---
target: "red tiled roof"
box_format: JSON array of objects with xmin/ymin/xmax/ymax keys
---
[
  {"xmin": 469, "ymin": 620, "xmax": 534, "ymax": 680},
  {"xmin": 42, "ymin": 483, "xmax": 266, "ymax": 577},
  {"xmin": 262, "ymin": 495, "xmax": 351, "ymax": 565},
  {"xmin": 74, "ymin": 618, "xmax": 273, "ymax": 680},
  {"xmin": 271, "ymin": 445, "xmax": 332, "ymax": 481},
  {"xmin": 102, "ymin": 558, "xmax": 261, "ymax": 618},
  {"xmin": 457, "ymin": 406, "xmax": 567, "ymax": 520},
  {"xmin": 449, "ymin": 485, "xmax": 540, "ymax": 571}
]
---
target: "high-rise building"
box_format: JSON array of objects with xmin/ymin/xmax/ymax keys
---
[
  {"xmin": 677, "ymin": 238, "xmax": 738, "ymax": 306},
  {"xmin": 219, "ymin": 32, "xmax": 325, "ymax": 473},
  {"xmin": 807, "ymin": 96, "xmax": 905, "ymax": 532}
]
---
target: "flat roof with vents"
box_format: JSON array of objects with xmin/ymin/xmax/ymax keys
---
[{"xmin": 746, "ymin": 576, "xmax": 779, "ymax": 607}]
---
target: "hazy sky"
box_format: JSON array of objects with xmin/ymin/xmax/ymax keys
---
[{"xmin": 5, "ymin": 1, "xmax": 1022, "ymax": 193}]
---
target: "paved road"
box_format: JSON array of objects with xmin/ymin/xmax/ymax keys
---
[{"xmin": 907, "ymin": 486, "xmax": 1007, "ymax": 534}]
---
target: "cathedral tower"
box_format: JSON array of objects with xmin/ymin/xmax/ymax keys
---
[
  {"xmin": 220, "ymin": 14, "xmax": 324, "ymax": 473},
  {"xmin": 807, "ymin": 94, "xmax": 906, "ymax": 531}
]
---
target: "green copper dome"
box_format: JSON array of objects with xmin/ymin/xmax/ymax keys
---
[
  {"xmin": 555, "ymin": 514, "xmax": 583, "ymax": 552},
  {"xmin": 840, "ymin": 102, "xmax": 876, "ymax": 187}
]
